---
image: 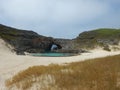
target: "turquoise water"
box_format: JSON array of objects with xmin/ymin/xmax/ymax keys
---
[{"xmin": 31, "ymin": 52, "xmax": 73, "ymax": 57}]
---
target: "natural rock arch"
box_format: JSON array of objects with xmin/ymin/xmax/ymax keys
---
[{"xmin": 49, "ymin": 43, "xmax": 62, "ymax": 51}]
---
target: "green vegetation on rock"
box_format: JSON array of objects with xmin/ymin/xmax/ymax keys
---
[
  {"xmin": 75, "ymin": 28, "xmax": 120, "ymax": 50},
  {"xmin": 0, "ymin": 24, "xmax": 120, "ymax": 53},
  {"xmin": 91, "ymin": 28, "xmax": 120, "ymax": 38}
]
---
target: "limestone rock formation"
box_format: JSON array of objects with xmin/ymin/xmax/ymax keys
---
[{"xmin": 0, "ymin": 24, "xmax": 120, "ymax": 54}]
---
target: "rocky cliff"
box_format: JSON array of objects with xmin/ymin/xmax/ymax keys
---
[
  {"xmin": 0, "ymin": 24, "xmax": 76, "ymax": 54},
  {"xmin": 0, "ymin": 24, "xmax": 120, "ymax": 54},
  {"xmin": 74, "ymin": 28, "xmax": 120, "ymax": 51},
  {"xmin": 0, "ymin": 24, "xmax": 55, "ymax": 54}
]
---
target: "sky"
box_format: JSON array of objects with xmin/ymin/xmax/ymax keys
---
[{"xmin": 0, "ymin": 0, "xmax": 120, "ymax": 39}]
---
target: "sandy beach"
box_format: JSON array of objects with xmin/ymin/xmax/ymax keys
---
[{"xmin": 0, "ymin": 38, "xmax": 120, "ymax": 90}]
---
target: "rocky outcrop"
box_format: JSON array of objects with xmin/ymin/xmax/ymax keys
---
[
  {"xmin": 53, "ymin": 39, "xmax": 74, "ymax": 50},
  {"xmin": 52, "ymin": 38, "xmax": 82, "ymax": 53},
  {"xmin": 0, "ymin": 24, "xmax": 120, "ymax": 54},
  {"xmin": 74, "ymin": 29, "xmax": 120, "ymax": 50},
  {"xmin": 30, "ymin": 37, "xmax": 54, "ymax": 53},
  {"xmin": 0, "ymin": 24, "xmax": 75, "ymax": 54},
  {"xmin": 0, "ymin": 24, "xmax": 55, "ymax": 54}
]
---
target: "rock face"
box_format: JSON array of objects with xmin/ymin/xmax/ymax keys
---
[
  {"xmin": 74, "ymin": 28, "xmax": 120, "ymax": 50},
  {"xmin": 0, "ymin": 24, "xmax": 55, "ymax": 54},
  {"xmin": 30, "ymin": 37, "xmax": 54, "ymax": 53},
  {"xmin": 52, "ymin": 39, "xmax": 81, "ymax": 53},
  {"xmin": 0, "ymin": 24, "xmax": 76, "ymax": 54},
  {"xmin": 0, "ymin": 24, "xmax": 120, "ymax": 54},
  {"xmin": 53, "ymin": 39, "xmax": 74, "ymax": 50}
]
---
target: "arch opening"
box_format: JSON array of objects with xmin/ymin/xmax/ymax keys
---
[
  {"xmin": 50, "ymin": 43, "xmax": 62, "ymax": 51},
  {"xmin": 51, "ymin": 44, "xmax": 58, "ymax": 51}
]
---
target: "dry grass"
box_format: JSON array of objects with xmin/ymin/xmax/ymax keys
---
[{"xmin": 6, "ymin": 55, "xmax": 120, "ymax": 90}]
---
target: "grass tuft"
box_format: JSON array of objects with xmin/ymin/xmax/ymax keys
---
[{"xmin": 6, "ymin": 55, "xmax": 120, "ymax": 90}]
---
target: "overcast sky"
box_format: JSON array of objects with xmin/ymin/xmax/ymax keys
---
[{"xmin": 0, "ymin": 0, "xmax": 120, "ymax": 39}]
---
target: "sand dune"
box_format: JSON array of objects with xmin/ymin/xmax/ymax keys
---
[{"xmin": 0, "ymin": 38, "xmax": 120, "ymax": 90}]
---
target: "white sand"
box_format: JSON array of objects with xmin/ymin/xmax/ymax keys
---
[{"xmin": 0, "ymin": 38, "xmax": 120, "ymax": 90}]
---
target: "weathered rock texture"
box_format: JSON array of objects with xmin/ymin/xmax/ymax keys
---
[
  {"xmin": 0, "ymin": 24, "xmax": 76, "ymax": 54},
  {"xmin": 74, "ymin": 29, "xmax": 120, "ymax": 50},
  {"xmin": 0, "ymin": 24, "xmax": 54, "ymax": 54},
  {"xmin": 0, "ymin": 24, "xmax": 120, "ymax": 54}
]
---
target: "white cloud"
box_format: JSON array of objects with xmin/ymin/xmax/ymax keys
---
[
  {"xmin": 0, "ymin": 0, "xmax": 119, "ymax": 38},
  {"xmin": 1, "ymin": 0, "xmax": 50, "ymax": 21},
  {"xmin": 52, "ymin": 0, "xmax": 109, "ymax": 23},
  {"xmin": 1, "ymin": 0, "xmax": 109, "ymax": 23}
]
